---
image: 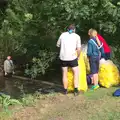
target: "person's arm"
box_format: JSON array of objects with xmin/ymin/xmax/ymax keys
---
[
  {"xmin": 11, "ymin": 60, "xmax": 15, "ymax": 74},
  {"xmin": 77, "ymin": 47, "xmax": 81, "ymax": 59},
  {"xmin": 76, "ymin": 36, "xmax": 81, "ymax": 59},
  {"xmin": 98, "ymin": 34, "xmax": 111, "ymax": 52},
  {"xmin": 100, "ymin": 47, "xmax": 105, "ymax": 59},
  {"xmin": 4, "ymin": 60, "xmax": 7, "ymax": 75},
  {"xmin": 56, "ymin": 35, "xmax": 61, "ymax": 57},
  {"xmin": 56, "ymin": 38, "xmax": 61, "ymax": 48},
  {"xmin": 95, "ymin": 35, "xmax": 101, "ymax": 46},
  {"xmin": 56, "ymin": 34, "xmax": 62, "ymax": 48}
]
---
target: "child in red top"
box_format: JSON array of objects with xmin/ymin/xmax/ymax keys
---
[{"xmin": 97, "ymin": 34, "xmax": 111, "ymax": 60}]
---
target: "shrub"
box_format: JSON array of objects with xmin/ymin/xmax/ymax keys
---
[
  {"xmin": 111, "ymin": 46, "xmax": 120, "ymax": 69},
  {"xmin": 25, "ymin": 50, "xmax": 57, "ymax": 79},
  {"xmin": 0, "ymin": 93, "xmax": 21, "ymax": 111}
]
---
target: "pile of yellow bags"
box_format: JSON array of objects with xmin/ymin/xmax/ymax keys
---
[
  {"xmin": 67, "ymin": 52, "xmax": 88, "ymax": 92},
  {"xmin": 99, "ymin": 60, "xmax": 120, "ymax": 88},
  {"xmin": 67, "ymin": 44, "xmax": 120, "ymax": 90},
  {"xmin": 80, "ymin": 45, "xmax": 120, "ymax": 88}
]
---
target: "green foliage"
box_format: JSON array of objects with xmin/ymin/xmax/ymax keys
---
[
  {"xmin": 0, "ymin": 0, "xmax": 120, "ymax": 74},
  {"xmin": 111, "ymin": 46, "xmax": 120, "ymax": 69},
  {"xmin": 21, "ymin": 94, "xmax": 36, "ymax": 106},
  {"xmin": 0, "ymin": 93, "xmax": 21, "ymax": 111},
  {"xmin": 25, "ymin": 50, "xmax": 57, "ymax": 79}
]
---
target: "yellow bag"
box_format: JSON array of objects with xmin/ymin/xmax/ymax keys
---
[
  {"xmin": 81, "ymin": 45, "xmax": 90, "ymax": 74},
  {"xmin": 67, "ymin": 52, "xmax": 88, "ymax": 92},
  {"xmin": 83, "ymin": 52, "xmax": 90, "ymax": 74},
  {"xmin": 99, "ymin": 60, "xmax": 120, "ymax": 88}
]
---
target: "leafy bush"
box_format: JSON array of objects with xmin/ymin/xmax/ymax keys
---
[
  {"xmin": 0, "ymin": 0, "xmax": 120, "ymax": 74},
  {"xmin": 111, "ymin": 46, "xmax": 120, "ymax": 69},
  {"xmin": 25, "ymin": 50, "xmax": 57, "ymax": 79},
  {"xmin": 0, "ymin": 93, "xmax": 21, "ymax": 111}
]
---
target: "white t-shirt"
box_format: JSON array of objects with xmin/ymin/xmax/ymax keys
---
[{"xmin": 56, "ymin": 32, "xmax": 81, "ymax": 61}]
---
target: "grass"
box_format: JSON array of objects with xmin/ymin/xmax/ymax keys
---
[
  {"xmin": 0, "ymin": 87, "xmax": 120, "ymax": 120},
  {"xmin": 84, "ymin": 87, "xmax": 117, "ymax": 100},
  {"xmin": 83, "ymin": 87, "xmax": 120, "ymax": 120}
]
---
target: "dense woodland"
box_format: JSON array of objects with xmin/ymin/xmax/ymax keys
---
[{"xmin": 0, "ymin": 0, "xmax": 120, "ymax": 78}]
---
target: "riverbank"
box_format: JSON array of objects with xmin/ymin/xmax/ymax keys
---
[
  {"xmin": 12, "ymin": 75, "xmax": 62, "ymax": 88},
  {"xmin": 0, "ymin": 87, "xmax": 120, "ymax": 120}
]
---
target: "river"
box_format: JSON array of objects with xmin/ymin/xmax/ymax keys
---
[{"xmin": 0, "ymin": 75, "xmax": 62, "ymax": 99}]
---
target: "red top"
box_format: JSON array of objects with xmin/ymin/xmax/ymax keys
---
[{"xmin": 97, "ymin": 34, "xmax": 111, "ymax": 53}]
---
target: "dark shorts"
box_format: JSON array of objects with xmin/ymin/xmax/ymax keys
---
[
  {"xmin": 89, "ymin": 56, "xmax": 99, "ymax": 74},
  {"xmin": 60, "ymin": 58, "xmax": 78, "ymax": 67}
]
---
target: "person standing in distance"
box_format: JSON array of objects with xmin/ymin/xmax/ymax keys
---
[
  {"xmin": 4, "ymin": 56, "xmax": 15, "ymax": 77},
  {"xmin": 56, "ymin": 24, "xmax": 81, "ymax": 96}
]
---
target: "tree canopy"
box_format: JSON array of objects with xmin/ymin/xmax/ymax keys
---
[{"xmin": 0, "ymin": 0, "xmax": 120, "ymax": 78}]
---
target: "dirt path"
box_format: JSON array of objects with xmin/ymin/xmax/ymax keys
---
[
  {"xmin": 8, "ymin": 88, "xmax": 120, "ymax": 120},
  {"xmin": 11, "ymin": 94, "xmax": 90, "ymax": 120}
]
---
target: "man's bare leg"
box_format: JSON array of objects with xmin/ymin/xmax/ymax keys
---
[
  {"xmin": 72, "ymin": 66, "xmax": 79, "ymax": 95},
  {"xmin": 91, "ymin": 73, "xmax": 99, "ymax": 90},
  {"xmin": 93, "ymin": 73, "xmax": 98, "ymax": 86},
  {"xmin": 91, "ymin": 76, "xmax": 94, "ymax": 84},
  {"xmin": 62, "ymin": 67, "xmax": 68, "ymax": 94}
]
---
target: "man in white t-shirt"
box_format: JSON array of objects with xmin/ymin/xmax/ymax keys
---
[{"xmin": 56, "ymin": 24, "xmax": 81, "ymax": 96}]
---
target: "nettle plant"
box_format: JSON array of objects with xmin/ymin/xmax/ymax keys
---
[{"xmin": 0, "ymin": 93, "xmax": 21, "ymax": 111}]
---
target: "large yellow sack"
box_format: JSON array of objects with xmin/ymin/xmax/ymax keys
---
[
  {"xmin": 83, "ymin": 52, "xmax": 90, "ymax": 74},
  {"xmin": 81, "ymin": 45, "xmax": 90, "ymax": 74},
  {"xmin": 67, "ymin": 52, "xmax": 88, "ymax": 92},
  {"xmin": 99, "ymin": 60, "xmax": 120, "ymax": 88}
]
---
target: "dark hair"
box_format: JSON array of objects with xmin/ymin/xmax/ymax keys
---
[{"xmin": 68, "ymin": 24, "xmax": 75, "ymax": 30}]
